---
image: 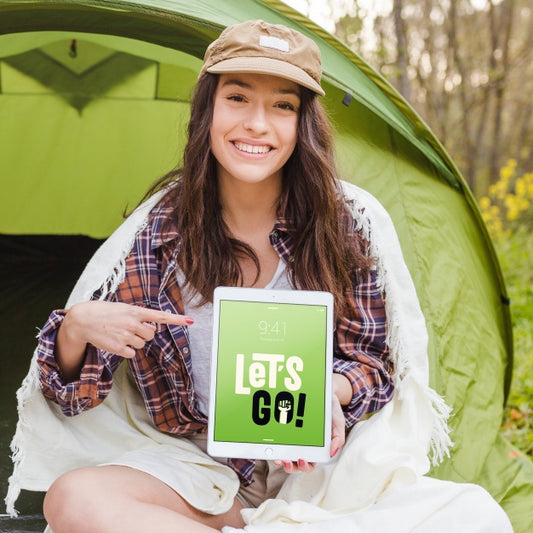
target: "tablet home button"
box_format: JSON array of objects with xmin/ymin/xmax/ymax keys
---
[{"xmin": 265, "ymin": 447, "xmax": 273, "ymax": 456}]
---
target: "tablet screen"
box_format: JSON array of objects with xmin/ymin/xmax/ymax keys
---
[{"xmin": 211, "ymin": 293, "xmax": 330, "ymax": 449}]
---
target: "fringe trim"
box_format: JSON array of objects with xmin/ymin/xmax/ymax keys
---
[
  {"xmin": 5, "ymin": 349, "xmax": 41, "ymax": 516},
  {"xmin": 95, "ymin": 219, "xmax": 148, "ymax": 302},
  {"xmin": 342, "ymin": 182, "xmax": 452, "ymax": 465},
  {"xmin": 427, "ymin": 388, "xmax": 453, "ymax": 465}
]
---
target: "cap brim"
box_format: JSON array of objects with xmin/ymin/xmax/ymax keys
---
[{"xmin": 206, "ymin": 57, "xmax": 325, "ymax": 96}]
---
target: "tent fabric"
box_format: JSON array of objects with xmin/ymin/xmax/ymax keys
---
[{"xmin": 0, "ymin": 1, "xmax": 531, "ymax": 531}]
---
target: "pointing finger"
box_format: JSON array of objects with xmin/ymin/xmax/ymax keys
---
[{"xmin": 138, "ymin": 307, "xmax": 194, "ymax": 326}]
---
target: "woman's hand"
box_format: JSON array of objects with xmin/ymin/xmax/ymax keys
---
[
  {"xmin": 330, "ymin": 372, "xmax": 350, "ymax": 457},
  {"xmin": 274, "ymin": 458, "xmax": 316, "ymax": 474},
  {"xmin": 275, "ymin": 380, "xmax": 348, "ymax": 474},
  {"xmin": 330, "ymin": 391, "xmax": 346, "ymax": 458},
  {"xmin": 55, "ymin": 300, "xmax": 193, "ymax": 382}
]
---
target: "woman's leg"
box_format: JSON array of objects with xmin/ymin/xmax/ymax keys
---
[{"xmin": 43, "ymin": 465, "xmax": 245, "ymax": 533}]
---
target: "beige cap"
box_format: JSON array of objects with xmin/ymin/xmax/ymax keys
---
[{"xmin": 199, "ymin": 19, "xmax": 325, "ymax": 96}]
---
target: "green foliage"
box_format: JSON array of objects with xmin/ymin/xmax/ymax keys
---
[
  {"xmin": 497, "ymin": 228, "xmax": 533, "ymax": 457},
  {"xmin": 478, "ymin": 159, "xmax": 533, "ymax": 456}
]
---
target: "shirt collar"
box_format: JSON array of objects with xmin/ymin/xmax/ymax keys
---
[
  {"xmin": 273, "ymin": 215, "xmax": 292, "ymax": 233},
  {"xmin": 149, "ymin": 204, "xmax": 180, "ymax": 249}
]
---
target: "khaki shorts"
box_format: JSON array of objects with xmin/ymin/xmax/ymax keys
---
[{"xmin": 189, "ymin": 433, "xmax": 289, "ymax": 509}]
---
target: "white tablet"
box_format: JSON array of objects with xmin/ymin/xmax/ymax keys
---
[{"xmin": 207, "ymin": 286, "xmax": 333, "ymax": 463}]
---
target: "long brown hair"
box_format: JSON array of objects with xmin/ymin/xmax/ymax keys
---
[{"xmin": 144, "ymin": 73, "xmax": 372, "ymax": 316}]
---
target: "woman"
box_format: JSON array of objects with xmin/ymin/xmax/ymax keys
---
[{"xmin": 38, "ymin": 20, "xmax": 393, "ymax": 532}]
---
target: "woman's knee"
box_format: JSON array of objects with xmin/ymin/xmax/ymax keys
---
[{"xmin": 43, "ymin": 467, "xmax": 103, "ymax": 533}]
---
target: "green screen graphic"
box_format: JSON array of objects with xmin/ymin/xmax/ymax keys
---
[{"xmin": 214, "ymin": 300, "xmax": 328, "ymax": 446}]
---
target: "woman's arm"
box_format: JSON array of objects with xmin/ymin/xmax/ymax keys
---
[
  {"xmin": 38, "ymin": 301, "xmax": 193, "ymax": 415},
  {"xmin": 38, "ymin": 301, "xmax": 193, "ymax": 416},
  {"xmin": 53, "ymin": 300, "xmax": 179, "ymax": 382},
  {"xmin": 333, "ymin": 268, "xmax": 394, "ymax": 428},
  {"xmin": 37, "ymin": 305, "xmax": 121, "ymax": 416}
]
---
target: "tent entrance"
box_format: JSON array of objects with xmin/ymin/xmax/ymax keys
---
[{"xmin": 0, "ymin": 234, "xmax": 103, "ymax": 524}]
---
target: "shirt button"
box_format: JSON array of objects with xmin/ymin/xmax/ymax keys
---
[
  {"xmin": 288, "ymin": 255, "xmax": 295, "ymax": 263},
  {"xmin": 165, "ymin": 309, "xmax": 172, "ymax": 313},
  {"xmin": 271, "ymin": 230, "xmax": 279, "ymax": 240},
  {"xmin": 182, "ymin": 347, "xmax": 190, "ymax": 355}
]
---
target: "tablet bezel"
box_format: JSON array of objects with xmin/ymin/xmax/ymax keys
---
[{"xmin": 207, "ymin": 286, "xmax": 333, "ymax": 463}]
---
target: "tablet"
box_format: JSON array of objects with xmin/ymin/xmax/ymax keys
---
[{"xmin": 207, "ymin": 286, "xmax": 333, "ymax": 463}]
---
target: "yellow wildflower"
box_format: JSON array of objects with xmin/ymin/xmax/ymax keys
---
[{"xmin": 479, "ymin": 197, "xmax": 491, "ymax": 210}]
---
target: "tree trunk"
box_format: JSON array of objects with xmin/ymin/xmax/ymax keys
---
[{"xmin": 392, "ymin": 0, "xmax": 411, "ymax": 102}]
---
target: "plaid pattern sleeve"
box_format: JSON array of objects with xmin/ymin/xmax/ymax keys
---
[
  {"xmin": 37, "ymin": 307, "xmax": 123, "ymax": 416},
  {"xmin": 334, "ymin": 268, "xmax": 393, "ymax": 428}
]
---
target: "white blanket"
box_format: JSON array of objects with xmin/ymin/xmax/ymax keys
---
[{"xmin": 5, "ymin": 182, "xmax": 512, "ymax": 532}]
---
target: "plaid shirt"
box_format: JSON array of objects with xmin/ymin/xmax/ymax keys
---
[{"xmin": 38, "ymin": 201, "xmax": 393, "ymax": 484}]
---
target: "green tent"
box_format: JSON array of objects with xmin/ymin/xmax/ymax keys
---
[{"xmin": 1, "ymin": 0, "xmax": 532, "ymax": 531}]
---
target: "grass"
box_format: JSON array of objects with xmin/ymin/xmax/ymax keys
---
[{"xmin": 496, "ymin": 228, "xmax": 533, "ymax": 457}]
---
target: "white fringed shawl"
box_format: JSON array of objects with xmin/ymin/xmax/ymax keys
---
[{"xmin": 5, "ymin": 182, "xmax": 453, "ymax": 524}]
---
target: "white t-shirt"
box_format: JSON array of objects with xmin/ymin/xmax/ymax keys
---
[{"xmin": 177, "ymin": 260, "xmax": 293, "ymax": 415}]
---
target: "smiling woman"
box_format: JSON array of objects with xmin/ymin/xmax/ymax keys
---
[{"xmin": 29, "ymin": 19, "xmax": 398, "ymax": 533}]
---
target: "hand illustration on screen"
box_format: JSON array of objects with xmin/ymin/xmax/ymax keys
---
[{"xmin": 277, "ymin": 398, "xmax": 292, "ymax": 424}]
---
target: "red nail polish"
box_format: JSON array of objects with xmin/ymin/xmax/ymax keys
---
[{"xmin": 185, "ymin": 317, "xmax": 194, "ymax": 325}]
